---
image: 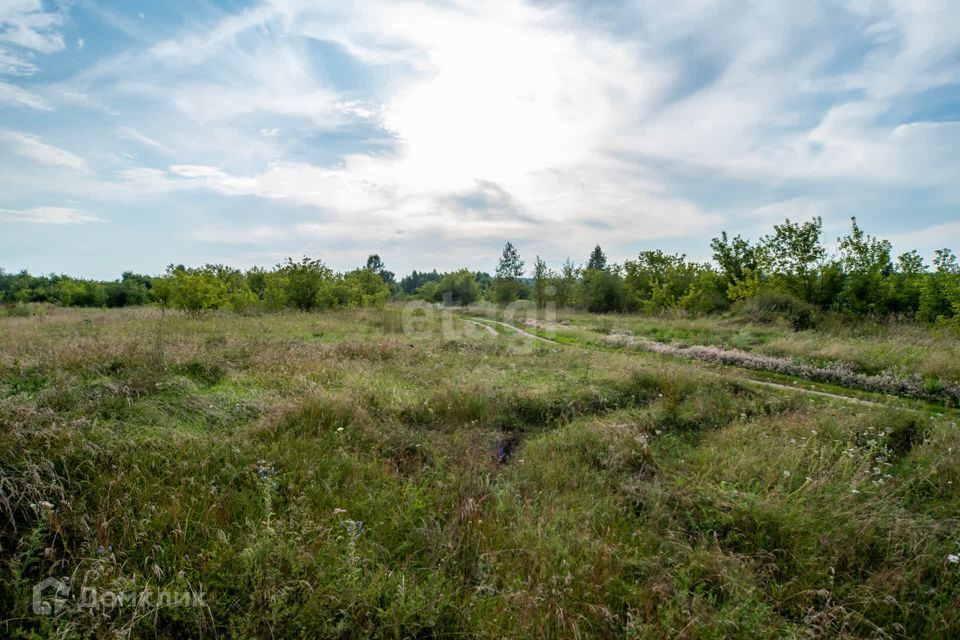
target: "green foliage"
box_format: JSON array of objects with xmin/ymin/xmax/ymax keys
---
[
  {"xmin": 494, "ymin": 241, "xmax": 526, "ymax": 304},
  {"xmin": 586, "ymin": 244, "xmax": 607, "ymax": 271},
  {"xmin": 278, "ymin": 257, "xmax": 334, "ymax": 311},
  {"xmin": 833, "ymin": 217, "xmax": 893, "ymax": 315},
  {"xmin": 3, "ymin": 307, "xmax": 960, "ymax": 638},
  {"xmin": 736, "ymin": 291, "xmax": 818, "ymax": 330},
  {"xmin": 364, "ymin": 254, "xmax": 395, "ymax": 288},
  {"xmin": 166, "ymin": 265, "xmax": 230, "ymax": 314},
  {"xmin": 759, "ymin": 216, "xmax": 825, "ymax": 301},
  {"xmin": 1, "ymin": 217, "xmax": 956, "ymax": 324},
  {"xmin": 336, "ymin": 269, "xmax": 391, "ymax": 307},
  {"xmin": 711, "ymin": 231, "xmax": 758, "ymax": 287},
  {"xmin": 495, "ymin": 241, "xmax": 524, "ymax": 280},
  {"xmin": 551, "ymin": 258, "xmax": 579, "ymax": 308},
  {"xmin": 622, "ymin": 251, "xmax": 718, "ymax": 314},
  {"xmin": 678, "ymin": 269, "xmax": 729, "ymax": 314},
  {"xmin": 399, "ymin": 270, "xmax": 440, "ymax": 295},
  {"xmin": 531, "ymin": 255, "xmax": 552, "ymax": 309},
  {"xmin": 918, "ymin": 249, "xmax": 960, "ymax": 323},
  {"xmin": 439, "ymin": 269, "xmax": 481, "ymax": 305},
  {"xmin": 582, "ymin": 266, "xmax": 628, "ymax": 313}
]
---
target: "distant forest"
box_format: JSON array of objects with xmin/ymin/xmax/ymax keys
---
[{"xmin": 2, "ymin": 217, "xmax": 958, "ymax": 326}]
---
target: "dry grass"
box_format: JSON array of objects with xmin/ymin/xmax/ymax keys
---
[{"xmin": 2, "ymin": 305, "xmax": 959, "ymax": 638}]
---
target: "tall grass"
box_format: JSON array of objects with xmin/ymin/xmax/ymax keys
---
[{"xmin": 1, "ymin": 306, "xmax": 959, "ymax": 638}]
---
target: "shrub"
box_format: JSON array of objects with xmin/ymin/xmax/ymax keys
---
[{"xmin": 735, "ymin": 291, "xmax": 817, "ymax": 330}]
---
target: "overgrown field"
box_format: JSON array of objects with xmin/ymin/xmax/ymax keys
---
[
  {"xmin": 485, "ymin": 307, "xmax": 960, "ymax": 403},
  {"xmin": 2, "ymin": 306, "xmax": 960, "ymax": 638}
]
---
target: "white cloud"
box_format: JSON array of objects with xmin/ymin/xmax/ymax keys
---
[
  {"xmin": 117, "ymin": 126, "xmax": 171, "ymax": 154},
  {"xmin": 0, "ymin": 46, "xmax": 37, "ymax": 75},
  {"xmin": 121, "ymin": 0, "xmax": 717, "ymax": 257},
  {"xmin": 0, "ymin": 0, "xmax": 64, "ymax": 54},
  {"xmin": 186, "ymin": 224, "xmax": 289, "ymax": 245},
  {"xmin": 1, "ymin": 131, "xmax": 89, "ymax": 172},
  {"xmin": 0, "ymin": 206, "xmax": 103, "ymax": 224},
  {"xmin": 0, "ymin": 79, "xmax": 49, "ymax": 109},
  {"xmin": 888, "ymin": 220, "xmax": 960, "ymax": 261},
  {"xmin": 2, "ymin": 0, "xmax": 959, "ymax": 273}
]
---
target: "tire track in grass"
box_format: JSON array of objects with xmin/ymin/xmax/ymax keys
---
[
  {"xmin": 466, "ymin": 318, "xmax": 556, "ymax": 344},
  {"xmin": 464, "ymin": 319, "xmax": 498, "ymax": 337},
  {"xmin": 461, "ymin": 314, "xmax": 930, "ymax": 411}
]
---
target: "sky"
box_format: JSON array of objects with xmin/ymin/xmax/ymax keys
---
[{"xmin": 1, "ymin": 0, "xmax": 959, "ymax": 280}]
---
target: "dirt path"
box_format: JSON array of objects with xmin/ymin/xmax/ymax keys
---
[
  {"xmin": 468, "ymin": 318, "xmax": 557, "ymax": 344},
  {"xmin": 464, "ymin": 315, "xmax": 906, "ymax": 411},
  {"xmin": 740, "ymin": 379, "xmax": 887, "ymax": 408},
  {"xmin": 464, "ymin": 319, "xmax": 498, "ymax": 337}
]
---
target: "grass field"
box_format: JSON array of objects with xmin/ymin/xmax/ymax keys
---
[
  {"xmin": 3, "ymin": 305, "xmax": 960, "ymax": 638},
  {"xmin": 548, "ymin": 309, "xmax": 960, "ymax": 383}
]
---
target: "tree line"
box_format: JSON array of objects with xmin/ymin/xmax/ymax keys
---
[
  {"xmin": 2, "ymin": 216, "xmax": 958, "ymax": 324},
  {"xmin": 0, "ymin": 256, "xmax": 393, "ymax": 314}
]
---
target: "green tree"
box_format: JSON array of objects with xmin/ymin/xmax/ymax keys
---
[
  {"xmin": 760, "ymin": 217, "xmax": 825, "ymax": 301},
  {"xmin": 400, "ymin": 270, "xmax": 440, "ymax": 295},
  {"xmin": 166, "ymin": 266, "xmax": 229, "ymax": 315},
  {"xmin": 365, "ymin": 254, "xmax": 396, "ymax": 288},
  {"xmin": 494, "ymin": 241, "xmax": 525, "ymax": 304},
  {"xmin": 338, "ymin": 268, "xmax": 391, "ymax": 307},
  {"xmin": 553, "ymin": 259, "xmax": 579, "ymax": 308},
  {"xmin": 919, "ymin": 248, "xmax": 960, "ymax": 322},
  {"xmin": 206, "ymin": 264, "xmax": 257, "ymax": 311},
  {"xmin": 278, "ymin": 257, "xmax": 333, "ymax": 311},
  {"xmin": 623, "ymin": 251, "xmax": 697, "ymax": 306},
  {"xmin": 888, "ymin": 250, "xmax": 925, "ymax": 314},
  {"xmin": 531, "ymin": 256, "xmax": 552, "ymax": 309},
  {"xmin": 710, "ymin": 231, "xmax": 759, "ymax": 295},
  {"xmin": 582, "ymin": 267, "xmax": 626, "ymax": 313},
  {"xmin": 835, "ymin": 217, "xmax": 892, "ymax": 315},
  {"xmin": 586, "ymin": 245, "xmax": 607, "ymax": 271},
  {"xmin": 432, "ymin": 269, "xmax": 480, "ymax": 306},
  {"xmin": 246, "ymin": 267, "xmax": 268, "ymax": 301}
]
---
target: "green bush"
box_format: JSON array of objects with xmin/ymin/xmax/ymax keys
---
[{"xmin": 736, "ymin": 291, "xmax": 818, "ymax": 330}]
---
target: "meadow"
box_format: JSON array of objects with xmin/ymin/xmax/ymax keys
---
[{"xmin": 2, "ymin": 305, "xmax": 960, "ymax": 638}]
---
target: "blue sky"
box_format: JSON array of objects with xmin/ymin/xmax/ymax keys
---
[{"xmin": 1, "ymin": 0, "xmax": 958, "ymax": 279}]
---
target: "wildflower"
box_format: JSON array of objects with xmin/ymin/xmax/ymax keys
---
[
  {"xmin": 333, "ymin": 508, "xmax": 347, "ymax": 515},
  {"xmin": 783, "ymin": 470, "xmax": 791, "ymax": 477},
  {"xmin": 336, "ymin": 427, "xmax": 345, "ymax": 432},
  {"xmin": 39, "ymin": 500, "xmax": 54, "ymax": 510},
  {"xmin": 948, "ymin": 554, "xmax": 960, "ymax": 564},
  {"xmin": 256, "ymin": 460, "xmax": 277, "ymax": 482}
]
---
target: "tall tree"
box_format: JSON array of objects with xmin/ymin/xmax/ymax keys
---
[
  {"xmin": 532, "ymin": 256, "xmax": 550, "ymax": 309},
  {"xmin": 365, "ymin": 254, "xmax": 395, "ymax": 287},
  {"xmin": 710, "ymin": 232, "xmax": 757, "ymax": 286},
  {"xmin": 554, "ymin": 258, "xmax": 579, "ymax": 308},
  {"xmin": 586, "ymin": 245, "xmax": 607, "ymax": 271},
  {"xmin": 835, "ymin": 217, "xmax": 893, "ymax": 315},
  {"xmin": 278, "ymin": 257, "xmax": 333, "ymax": 311},
  {"xmin": 760, "ymin": 217, "xmax": 825, "ymax": 301},
  {"xmin": 495, "ymin": 242, "xmax": 524, "ymax": 279},
  {"xmin": 494, "ymin": 242, "xmax": 525, "ymax": 304}
]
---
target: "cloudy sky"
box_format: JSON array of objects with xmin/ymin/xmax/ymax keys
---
[{"xmin": 1, "ymin": 0, "xmax": 959, "ymax": 279}]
